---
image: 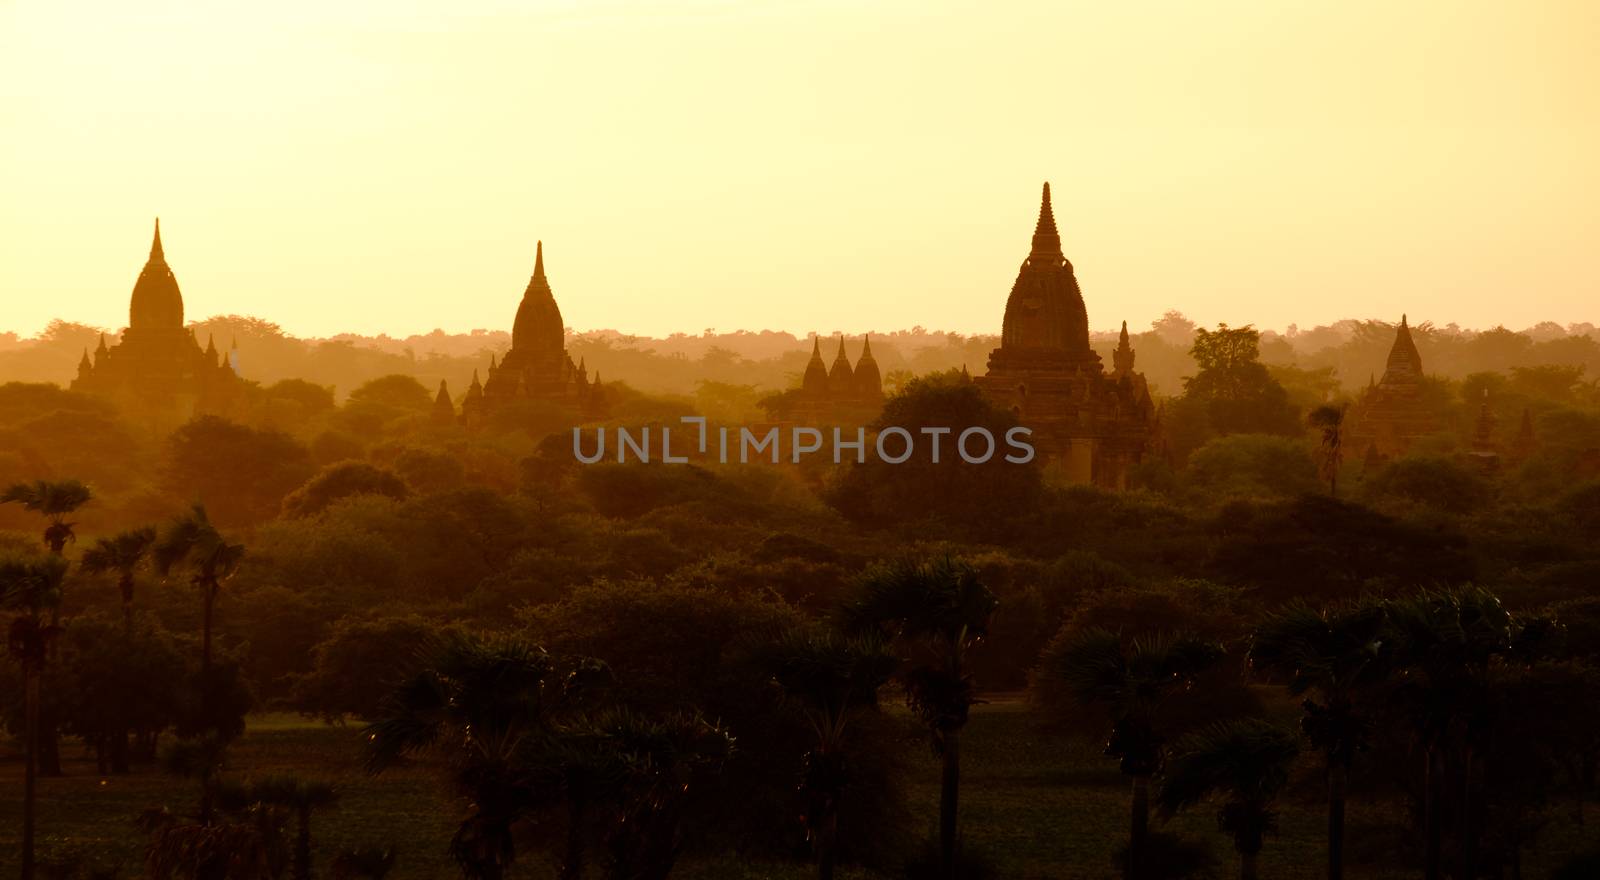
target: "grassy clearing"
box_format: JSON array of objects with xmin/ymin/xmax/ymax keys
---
[{"xmin": 2, "ymin": 704, "xmax": 1596, "ymax": 878}]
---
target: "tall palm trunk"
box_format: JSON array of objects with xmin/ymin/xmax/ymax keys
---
[
  {"xmin": 1459, "ymin": 745, "xmax": 1477, "ymax": 880},
  {"xmin": 1240, "ymin": 850, "xmax": 1258, "ymax": 880},
  {"xmin": 294, "ymin": 805, "xmax": 313, "ymax": 880},
  {"xmin": 561, "ymin": 796, "xmax": 587, "ymax": 880},
  {"xmin": 1327, "ymin": 761, "xmax": 1347, "ymax": 880},
  {"xmin": 816, "ymin": 809, "xmax": 839, "ymax": 880},
  {"xmin": 1424, "ymin": 747, "xmax": 1443, "ymax": 880},
  {"xmin": 201, "ymin": 580, "xmax": 216, "ymax": 672},
  {"xmin": 940, "ymin": 728, "xmax": 961, "ymax": 879},
  {"xmin": 119, "ymin": 572, "xmax": 135, "ymax": 633},
  {"xmin": 22, "ymin": 667, "xmax": 39, "ymax": 880},
  {"xmin": 1127, "ymin": 773, "xmax": 1151, "ymax": 879}
]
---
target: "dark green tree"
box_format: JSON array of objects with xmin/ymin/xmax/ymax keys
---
[
  {"xmin": 1, "ymin": 478, "xmax": 94, "ymax": 555},
  {"xmin": 1249, "ymin": 603, "xmax": 1389, "ymax": 880},
  {"xmin": 1042, "ymin": 628, "xmax": 1223, "ymax": 879},
  {"xmin": 842, "ymin": 556, "xmax": 996, "ymax": 879},
  {"xmin": 79, "ymin": 526, "xmax": 157, "ymax": 631},
  {"xmin": 755, "ymin": 625, "xmax": 897, "ymax": 880},
  {"xmin": 1157, "ymin": 719, "xmax": 1301, "ymax": 880},
  {"xmin": 1, "ymin": 550, "xmax": 66, "ymax": 880},
  {"xmin": 154, "ymin": 505, "xmax": 245, "ymax": 673}
]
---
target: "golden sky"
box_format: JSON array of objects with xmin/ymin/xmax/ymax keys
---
[{"xmin": 2, "ymin": 0, "xmax": 1596, "ymax": 340}]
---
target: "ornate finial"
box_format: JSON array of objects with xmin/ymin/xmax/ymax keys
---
[
  {"xmin": 1030, "ymin": 182, "xmax": 1062, "ymax": 257},
  {"xmin": 1119, "ymin": 320, "xmax": 1129, "ymax": 344},
  {"xmin": 78, "ymin": 348, "xmax": 92, "ymax": 373},
  {"xmin": 577, "ymin": 356, "xmax": 586, "ymax": 371},
  {"xmin": 533, "ymin": 240, "xmax": 546, "ymax": 284},
  {"xmin": 95, "ymin": 333, "xmax": 108, "ymax": 356},
  {"xmin": 151, "ymin": 217, "xmax": 164, "ymax": 260},
  {"xmin": 205, "ymin": 333, "xmax": 217, "ymax": 356},
  {"xmin": 812, "ymin": 336, "xmax": 821, "ymax": 355},
  {"xmin": 489, "ymin": 353, "xmax": 498, "ymax": 371},
  {"xmin": 836, "ymin": 334, "xmax": 848, "ymax": 358},
  {"xmin": 861, "ymin": 334, "xmax": 873, "ymax": 357}
]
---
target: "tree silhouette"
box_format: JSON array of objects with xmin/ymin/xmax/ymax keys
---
[
  {"xmin": 154, "ymin": 505, "xmax": 245, "ymax": 674},
  {"xmin": 1, "ymin": 550, "xmax": 66, "ymax": 880},
  {"xmin": 1, "ymin": 478, "xmax": 94, "ymax": 555},
  {"xmin": 1249, "ymin": 603, "xmax": 1389, "ymax": 880},
  {"xmin": 842, "ymin": 556, "xmax": 996, "ymax": 879},
  {"xmin": 1307, "ymin": 403, "xmax": 1348, "ymax": 497},
  {"xmin": 755, "ymin": 625, "xmax": 897, "ymax": 880},
  {"xmin": 80, "ymin": 526, "xmax": 157, "ymax": 631},
  {"xmin": 1157, "ymin": 719, "xmax": 1301, "ymax": 880},
  {"xmin": 364, "ymin": 635, "xmax": 555, "ymax": 880},
  {"xmin": 1044, "ymin": 628, "xmax": 1223, "ymax": 879},
  {"xmin": 222, "ymin": 774, "xmax": 339, "ymax": 880}
]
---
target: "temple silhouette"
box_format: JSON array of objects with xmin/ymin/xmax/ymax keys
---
[
  {"xmin": 457, "ymin": 241, "xmax": 607, "ymax": 426},
  {"xmin": 70, "ymin": 220, "xmax": 243, "ymax": 425},
  {"xmin": 974, "ymin": 183, "xmax": 1156, "ymax": 487},
  {"xmin": 794, "ymin": 335, "xmax": 885, "ymax": 423},
  {"xmin": 1346, "ymin": 315, "xmax": 1443, "ymax": 460}
]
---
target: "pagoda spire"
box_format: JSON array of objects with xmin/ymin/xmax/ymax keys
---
[
  {"xmin": 861, "ymin": 334, "xmax": 873, "ymax": 357},
  {"xmin": 1030, "ymin": 182, "xmax": 1062, "ymax": 258},
  {"xmin": 533, "ymin": 240, "xmax": 546, "ymax": 284},
  {"xmin": 151, "ymin": 217, "xmax": 164, "ymax": 260}
]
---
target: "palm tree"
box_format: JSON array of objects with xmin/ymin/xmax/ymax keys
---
[
  {"xmin": 241, "ymin": 774, "xmax": 340, "ymax": 880},
  {"xmin": 154, "ymin": 505, "xmax": 244, "ymax": 673},
  {"xmin": 162, "ymin": 734, "xmax": 231, "ymax": 826},
  {"xmin": 1, "ymin": 479, "xmax": 94, "ymax": 555},
  {"xmin": 1045, "ymin": 628, "xmax": 1223, "ymax": 879},
  {"xmin": 842, "ymin": 556, "xmax": 997, "ymax": 879},
  {"xmin": 3, "ymin": 480, "xmax": 92, "ymax": 778},
  {"xmin": 1249, "ymin": 602, "xmax": 1389, "ymax": 880},
  {"xmin": 1383, "ymin": 589, "xmax": 1522, "ymax": 880},
  {"xmin": 590, "ymin": 708, "xmax": 735, "ymax": 880},
  {"xmin": 80, "ymin": 526, "xmax": 157, "ymax": 631},
  {"xmin": 1157, "ymin": 719, "xmax": 1301, "ymax": 880},
  {"xmin": 2, "ymin": 551, "xmax": 68, "ymax": 880},
  {"xmin": 365, "ymin": 635, "xmax": 556, "ymax": 880},
  {"xmin": 1307, "ymin": 404, "xmax": 1348, "ymax": 497},
  {"xmin": 756, "ymin": 625, "xmax": 897, "ymax": 880}
]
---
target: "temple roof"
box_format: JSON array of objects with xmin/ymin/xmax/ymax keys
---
[
  {"xmin": 802, "ymin": 336, "xmax": 829, "ymax": 394},
  {"xmin": 511, "ymin": 240, "xmax": 565, "ymax": 356},
  {"xmin": 129, "ymin": 218, "xmax": 184, "ymax": 330},
  {"xmin": 998, "ymin": 183, "xmax": 1091, "ymax": 357},
  {"xmin": 828, "ymin": 335, "xmax": 854, "ymax": 383},
  {"xmin": 854, "ymin": 334, "xmax": 882, "ymax": 395},
  {"xmin": 1381, "ymin": 314, "xmax": 1424, "ymax": 385}
]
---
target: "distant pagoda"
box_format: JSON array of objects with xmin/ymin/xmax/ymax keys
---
[
  {"xmin": 1347, "ymin": 315, "xmax": 1443, "ymax": 459},
  {"xmin": 974, "ymin": 183, "xmax": 1155, "ymax": 487},
  {"xmin": 71, "ymin": 220, "xmax": 243, "ymax": 424},
  {"xmin": 458, "ymin": 241, "xmax": 606, "ymax": 425},
  {"xmin": 788, "ymin": 334, "xmax": 885, "ymax": 423}
]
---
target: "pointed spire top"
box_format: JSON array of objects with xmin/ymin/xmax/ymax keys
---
[
  {"xmin": 533, "ymin": 240, "xmax": 546, "ymax": 284},
  {"xmin": 836, "ymin": 334, "xmax": 848, "ymax": 358},
  {"xmin": 96, "ymin": 332, "xmax": 108, "ymax": 355},
  {"xmin": 205, "ymin": 333, "xmax": 217, "ymax": 355},
  {"xmin": 861, "ymin": 334, "xmax": 874, "ymax": 358},
  {"xmin": 1119, "ymin": 320, "xmax": 1130, "ymax": 344},
  {"xmin": 812, "ymin": 335, "xmax": 822, "ymax": 356},
  {"xmin": 489, "ymin": 352, "xmax": 498, "ymax": 370},
  {"xmin": 151, "ymin": 217, "xmax": 164, "ymax": 260},
  {"xmin": 578, "ymin": 356, "xmax": 586, "ymax": 371},
  {"xmin": 1030, "ymin": 181, "xmax": 1062, "ymax": 258},
  {"xmin": 78, "ymin": 347, "xmax": 91, "ymax": 369}
]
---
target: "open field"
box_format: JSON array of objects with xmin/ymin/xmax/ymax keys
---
[{"xmin": 4, "ymin": 701, "xmax": 1598, "ymax": 879}]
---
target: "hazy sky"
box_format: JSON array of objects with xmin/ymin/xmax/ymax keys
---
[{"xmin": 2, "ymin": 0, "xmax": 1596, "ymax": 340}]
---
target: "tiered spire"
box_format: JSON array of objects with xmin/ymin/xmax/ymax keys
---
[
  {"xmin": 1112, "ymin": 320, "xmax": 1135, "ymax": 374},
  {"xmin": 1030, "ymin": 182, "xmax": 1062, "ymax": 258},
  {"xmin": 829, "ymin": 335, "xmax": 854, "ymax": 384},
  {"xmin": 1383, "ymin": 314, "xmax": 1424, "ymax": 383}
]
